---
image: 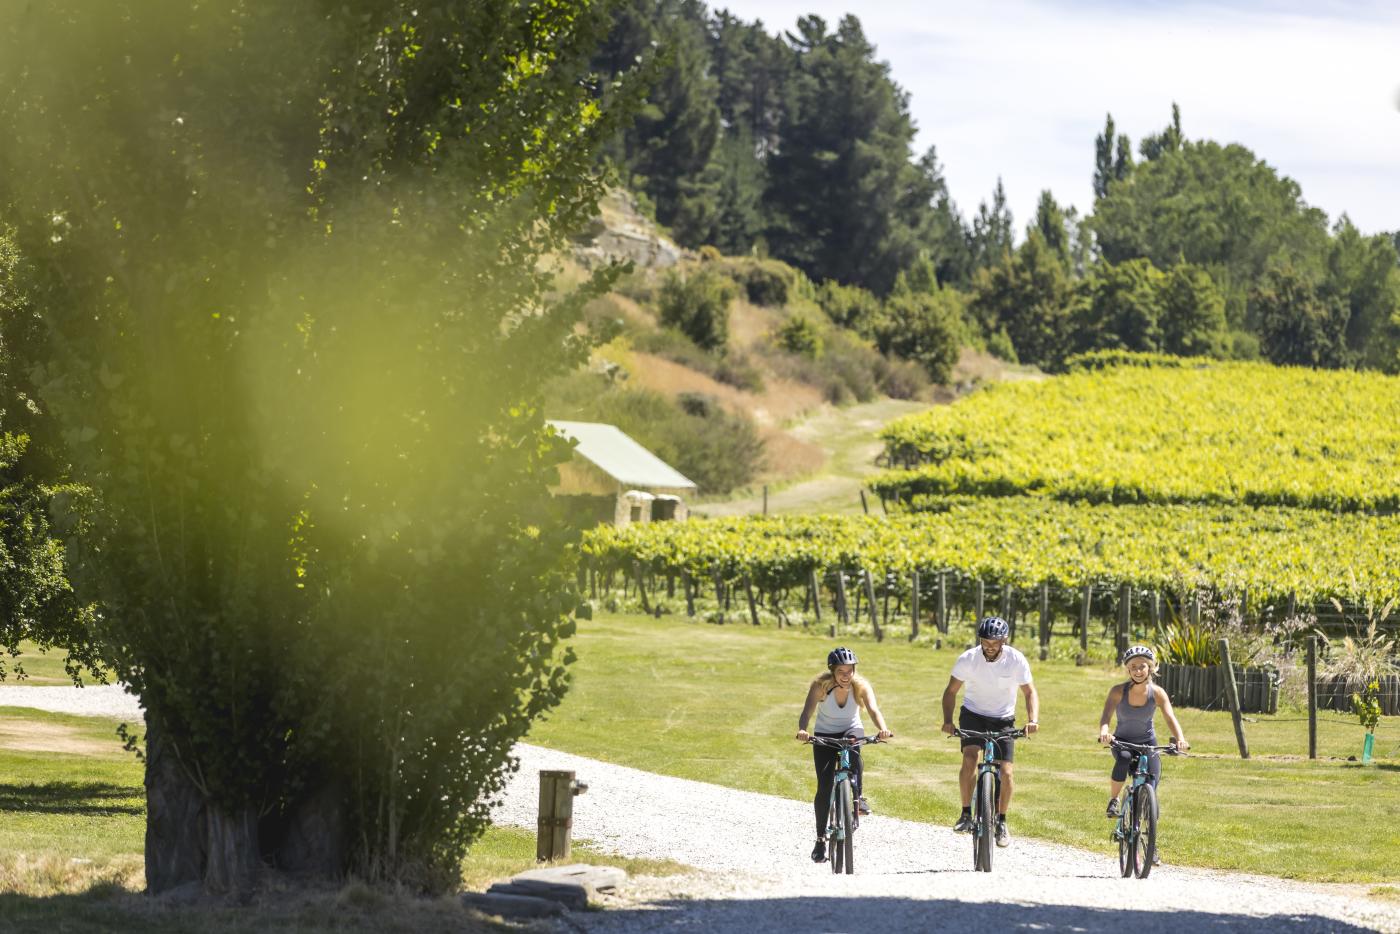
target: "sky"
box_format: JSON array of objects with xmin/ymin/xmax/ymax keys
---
[{"xmin": 714, "ymin": 0, "xmax": 1400, "ymax": 238}]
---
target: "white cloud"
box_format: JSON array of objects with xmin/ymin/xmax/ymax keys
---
[{"xmin": 714, "ymin": 0, "xmax": 1400, "ymax": 235}]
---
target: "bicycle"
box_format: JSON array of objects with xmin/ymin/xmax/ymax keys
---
[
  {"xmin": 952, "ymin": 727, "xmax": 1026, "ymax": 872},
  {"xmin": 806, "ymin": 735, "xmax": 880, "ymax": 874},
  {"xmin": 1106, "ymin": 739, "xmax": 1181, "ymax": 878}
]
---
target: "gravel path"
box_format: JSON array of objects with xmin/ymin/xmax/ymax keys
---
[
  {"xmin": 0, "ymin": 683, "xmax": 142, "ymax": 719},
  {"xmin": 7, "ymin": 688, "xmax": 1396, "ymax": 932},
  {"xmin": 496, "ymin": 743, "xmax": 1400, "ymax": 934}
]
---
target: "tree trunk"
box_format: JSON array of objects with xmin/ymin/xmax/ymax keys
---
[
  {"xmin": 270, "ymin": 779, "xmax": 348, "ymax": 878},
  {"xmin": 205, "ymin": 803, "xmax": 262, "ymax": 895},
  {"xmin": 143, "ymin": 714, "xmax": 207, "ymax": 894}
]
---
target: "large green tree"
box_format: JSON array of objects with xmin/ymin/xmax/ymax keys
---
[
  {"xmin": 968, "ymin": 231, "xmax": 1074, "ymax": 368},
  {"xmin": 1090, "ymin": 137, "xmax": 1331, "ymax": 324},
  {"xmin": 1, "ymin": 0, "xmax": 631, "ymax": 894},
  {"xmin": 762, "ymin": 15, "xmax": 939, "ymax": 294}
]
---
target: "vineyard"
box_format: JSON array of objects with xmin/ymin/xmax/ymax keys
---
[
  {"xmin": 582, "ymin": 499, "xmax": 1400, "ymax": 612},
  {"xmin": 871, "ymin": 357, "xmax": 1400, "ymax": 512}
]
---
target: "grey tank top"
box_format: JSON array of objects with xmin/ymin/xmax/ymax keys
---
[
  {"xmin": 1115, "ymin": 681, "xmax": 1157, "ymax": 743},
  {"xmin": 814, "ymin": 684, "xmax": 863, "ymax": 735}
]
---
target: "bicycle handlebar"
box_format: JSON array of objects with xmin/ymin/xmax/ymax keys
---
[
  {"xmin": 952, "ymin": 727, "xmax": 1027, "ymax": 740},
  {"xmin": 1107, "ymin": 738, "xmax": 1183, "ymax": 755},
  {"xmin": 806, "ymin": 735, "xmax": 883, "ymax": 749}
]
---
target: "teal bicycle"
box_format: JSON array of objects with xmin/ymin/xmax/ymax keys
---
[
  {"xmin": 1108, "ymin": 739, "xmax": 1181, "ymax": 878},
  {"xmin": 807, "ymin": 735, "xmax": 879, "ymax": 874},
  {"xmin": 953, "ymin": 727, "xmax": 1025, "ymax": 872}
]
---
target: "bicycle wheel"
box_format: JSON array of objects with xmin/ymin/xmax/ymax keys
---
[
  {"xmin": 1133, "ymin": 784, "xmax": 1157, "ymax": 879},
  {"xmin": 831, "ymin": 780, "xmax": 855, "ymax": 874},
  {"xmin": 974, "ymin": 771, "xmax": 996, "ymax": 872},
  {"xmin": 1117, "ymin": 792, "xmax": 1133, "ymax": 878}
]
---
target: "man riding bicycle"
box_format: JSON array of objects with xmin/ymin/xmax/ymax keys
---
[{"xmin": 940, "ymin": 616, "xmax": 1039, "ymax": 848}]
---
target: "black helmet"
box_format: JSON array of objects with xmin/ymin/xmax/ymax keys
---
[
  {"xmin": 976, "ymin": 616, "xmax": 1010, "ymax": 640},
  {"xmin": 827, "ymin": 646, "xmax": 858, "ymax": 667},
  {"xmin": 1123, "ymin": 644, "xmax": 1156, "ymax": 664}
]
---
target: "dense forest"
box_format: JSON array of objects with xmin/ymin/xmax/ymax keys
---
[{"xmin": 592, "ymin": 0, "xmax": 1400, "ymax": 374}]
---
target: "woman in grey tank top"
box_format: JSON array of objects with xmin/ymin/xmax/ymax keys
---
[{"xmin": 1097, "ymin": 646, "xmax": 1191, "ymax": 826}]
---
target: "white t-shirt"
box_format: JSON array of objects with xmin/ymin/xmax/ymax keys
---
[{"xmin": 951, "ymin": 644, "xmax": 1033, "ymax": 719}]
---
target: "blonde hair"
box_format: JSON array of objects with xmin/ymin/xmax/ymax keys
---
[{"xmin": 812, "ymin": 669, "xmax": 872, "ymax": 703}]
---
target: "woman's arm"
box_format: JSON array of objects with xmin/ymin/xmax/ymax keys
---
[
  {"xmin": 1098, "ymin": 684, "xmax": 1122, "ymax": 743},
  {"xmin": 1154, "ymin": 685, "xmax": 1190, "ymax": 750},
  {"xmin": 795, "ymin": 682, "xmax": 823, "ymax": 741},
  {"xmin": 859, "ymin": 682, "xmax": 893, "ymax": 739}
]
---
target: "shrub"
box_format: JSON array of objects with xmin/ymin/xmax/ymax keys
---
[
  {"xmin": 777, "ymin": 314, "xmax": 824, "ymax": 358},
  {"xmin": 817, "ymin": 280, "xmax": 881, "ymax": 334},
  {"xmin": 659, "ymin": 268, "xmax": 735, "ymax": 351},
  {"xmin": 741, "ymin": 262, "xmax": 790, "ymax": 306}
]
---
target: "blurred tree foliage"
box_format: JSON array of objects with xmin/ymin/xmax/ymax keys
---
[{"xmin": 0, "ymin": 0, "xmax": 636, "ymax": 894}]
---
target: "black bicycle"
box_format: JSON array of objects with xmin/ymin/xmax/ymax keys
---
[
  {"xmin": 1107, "ymin": 739, "xmax": 1181, "ymax": 878},
  {"xmin": 952, "ymin": 727, "xmax": 1026, "ymax": 872},
  {"xmin": 807, "ymin": 735, "xmax": 880, "ymax": 874}
]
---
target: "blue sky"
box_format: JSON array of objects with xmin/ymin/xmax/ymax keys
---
[{"xmin": 715, "ymin": 0, "xmax": 1400, "ymax": 238}]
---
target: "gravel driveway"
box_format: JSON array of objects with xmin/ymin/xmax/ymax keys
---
[
  {"xmin": 6, "ymin": 687, "xmax": 1396, "ymax": 932},
  {"xmin": 495, "ymin": 743, "xmax": 1400, "ymax": 934}
]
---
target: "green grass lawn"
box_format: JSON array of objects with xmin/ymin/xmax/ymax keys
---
[
  {"xmin": 525, "ymin": 612, "xmax": 1400, "ymax": 883},
  {"xmin": 0, "ymin": 641, "xmax": 107, "ymax": 686}
]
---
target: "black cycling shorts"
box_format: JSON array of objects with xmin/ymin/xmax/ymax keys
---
[{"xmin": 959, "ymin": 707, "xmax": 1017, "ymax": 762}]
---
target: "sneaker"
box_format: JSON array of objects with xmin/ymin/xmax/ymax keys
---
[
  {"xmin": 952, "ymin": 812, "xmax": 974, "ymax": 834},
  {"xmin": 994, "ymin": 818, "xmax": 1010, "ymax": 848},
  {"xmin": 810, "ymin": 839, "xmax": 827, "ymax": 863},
  {"xmin": 1105, "ymin": 798, "xmax": 1120, "ymax": 819},
  {"xmin": 856, "ymin": 796, "xmax": 872, "ymax": 816},
  {"xmin": 1152, "ymin": 849, "xmax": 1162, "ymax": 867}
]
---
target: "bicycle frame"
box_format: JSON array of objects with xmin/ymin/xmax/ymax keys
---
[
  {"xmin": 953, "ymin": 727, "xmax": 1025, "ymax": 872},
  {"xmin": 809, "ymin": 735, "xmax": 874, "ymax": 843},
  {"xmin": 1108, "ymin": 739, "xmax": 1178, "ymax": 878}
]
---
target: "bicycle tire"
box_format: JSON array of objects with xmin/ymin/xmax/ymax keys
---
[
  {"xmin": 1134, "ymin": 784, "xmax": 1157, "ymax": 879},
  {"xmin": 1117, "ymin": 792, "xmax": 1133, "ymax": 878},
  {"xmin": 830, "ymin": 780, "xmax": 854, "ymax": 874},
  {"xmin": 974, "ymin": 770, "xmax": 995, "ymax": 872}
]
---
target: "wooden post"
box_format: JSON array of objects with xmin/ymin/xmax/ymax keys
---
[
  {"xmin": 1150, "ymin": 591, "xmax": 1162, "ymax": 637},
  {"xmin": 762, "ymin": 485, "xmax": 768, "ymax": 516},
  {"xmin": 999, "ymin": 586, "xmax": 1012, "ymax": 642},
  {"xmin": 1117, "ymin": 583, "xmax": 1131, "ymax": 659},
  {"xmin": 937, "ymin": 571, "xmax": 949, "ymax": 636},
  {"xmin": 1218, "ymin": 638, "xmax": 1250, "ymax": 759},
  {"xmin": 863, "ymin": 568, "xmax": 882, "ymax": 641},
  {"xmin": 537, "ymin": 770, "xmax": 585, "ymax": 861},
  {"xmin": 713, "ymin": 572, "xmax": 725, "ymax": 623},
  {"xmin": 910, "ymin": 570, "xmax": 921, "ymax": 642},
  {"xmin": 1307, "ymin": 636, "xmax": 1318, "ymax": 760},
  {"xmin": 835, "ymin": 571, "xmax": 849, "ymax": 628},
  {"xmin": 1189, "ymin": 591, "xmax": 1201, "ymax": 629},
  {"xmin": 1078, "ymin": 583, "xmax": 1091, "ymax": 663},
  {"xmin": 683, "ymin": 570, "xmax": 695, "ymax": 617},
  {"xmin": 632, "ymin": 561, "xmax": 651, "ymax": 616},
  {"xmin": 1287, "ymin": 591, "xmax": 1298, "ymax": 621},
  {"xmin": 744, "ymin": 574, "xmax": 761, "ymax": 626},
  {"xmin": 809, "ymin": 568, "xmax": 823, "ymax": 625},
  {"xmin": 1038, "ymin": 583, "xmax": 1051, "ymax": 662},
  {"xmin": 974, "ymin": 579, "xmax": 985, "ymax": 631},
  {"xmin": 859, "ymin": 489, "xmax": 870, "ymax": 515}
]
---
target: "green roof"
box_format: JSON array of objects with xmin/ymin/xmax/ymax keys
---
[{"xmin": 548, "ymin": 420, "xmax": 697, "ymax": 491}]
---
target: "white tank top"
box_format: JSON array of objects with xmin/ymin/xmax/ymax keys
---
[{"xmin": 814, "ymin": 683, "xmax": 863, "ymax": 734}]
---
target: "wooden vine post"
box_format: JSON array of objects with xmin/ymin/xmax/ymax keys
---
[
  {"xmin": 1218, "ymin": 638, "xmax": 1250, "ymax": 759},
  {"xmin": 1038, "ymin": 583, "xmax": 1051, "ymax": 662},
  {"xmin": 1306, "ymin": 636, "xmax": 1318, "ymax": 760},
  {"xmin": 863, "ymin": 568, "xmax": 881, "ymax": 641},
  {"xmin": 910, "ymin": 570, "xmax": 921, "ymax": 641},
  {"xmin": 1078, "ymin": 583, "xmax": 1091, "ymax": 664}
]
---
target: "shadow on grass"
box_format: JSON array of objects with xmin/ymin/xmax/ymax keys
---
[
  {"xmin": 587, "ymin": 896, "xmax": 1385, "ymax": 933},
  {"xmin": 0, "ymin": 781, "xmax": 142, "ymax": 817}
]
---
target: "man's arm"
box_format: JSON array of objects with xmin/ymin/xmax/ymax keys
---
[
  {"xmin": 940, "ymin": 676, "xmax": 963, "ymax": 734},
  {"xmin": 1021, "ymin": 681, "xmax": 1040, "ymax": 734}
]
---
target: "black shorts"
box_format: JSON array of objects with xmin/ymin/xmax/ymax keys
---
[{"xmin": 959, "ymin": 707, "xmax": 1017, "ymax": 762}]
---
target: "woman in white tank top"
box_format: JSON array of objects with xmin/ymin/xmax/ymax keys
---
[{"xmin": 794, "ymin": 646, "xmax": 894, "ymax": 863}]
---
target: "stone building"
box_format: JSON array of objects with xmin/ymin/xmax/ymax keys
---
[{"xmin": 547, "ymin": 420, "xmax": 697, "ymax": 528}]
